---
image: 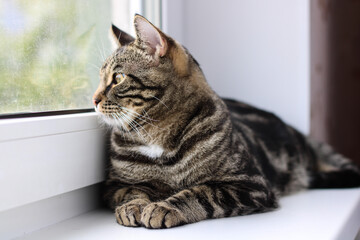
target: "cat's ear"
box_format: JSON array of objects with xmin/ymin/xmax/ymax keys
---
[
  {"xmin": 134, "ymin": 14, "xmax": 167, "ymax": 57},
  {"xmin": 110, "ymin": 24, "xmax": 135, "ymax": 48}
]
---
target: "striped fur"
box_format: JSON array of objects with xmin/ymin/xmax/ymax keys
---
[{"xmin": 93, "ymin": 15, "xmax": 360, "ymax": 228}]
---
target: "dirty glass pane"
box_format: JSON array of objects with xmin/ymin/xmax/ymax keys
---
[{"xmin": 0, "ymin": 0, "xmax": 142, "ymax": 115}]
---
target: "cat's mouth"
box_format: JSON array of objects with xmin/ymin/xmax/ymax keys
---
[
  {"xmin": 96, "ymin": 104, "xmax": 143, "ymax": 131},
  {"xmin": 95, "ymin": 102, "xmax": 154, "ymax": 141}
]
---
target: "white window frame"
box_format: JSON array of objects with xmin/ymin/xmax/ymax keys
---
[{"xmin": 0, "ymin": 112, "xmax": 106, "ymax": 212}]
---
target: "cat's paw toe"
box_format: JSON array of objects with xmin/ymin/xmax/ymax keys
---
[
  {"xmin": 115, "ymin": 199, "xmax": 149, "ymax": 227},
  {"xmin": 141, "ymin": 202, "xmax": 185, "ymax": 229}
]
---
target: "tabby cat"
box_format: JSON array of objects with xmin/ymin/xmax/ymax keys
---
[{"xmin": 93, "ymin": 14, "xmax": 360, "ymax": 228}]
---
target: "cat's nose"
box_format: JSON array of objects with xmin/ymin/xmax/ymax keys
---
[
  {"xmin": 93, "ymin": 97, "xmax": 101, "ymax": 106},
  {"xmin": 92, "ymin": 89, "xmax": 103, "ymax": 106}
]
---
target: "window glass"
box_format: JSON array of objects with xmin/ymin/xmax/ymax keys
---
[{"xmin": 0, "ymin": 0, "xmax": 161, "ymax": 115}]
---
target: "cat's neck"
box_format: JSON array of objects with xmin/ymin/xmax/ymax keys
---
[{"xmin": 114, "ymin": 94, "xmax": 228, "ymax": 148}]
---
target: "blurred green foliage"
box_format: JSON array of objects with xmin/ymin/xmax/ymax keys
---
[{"xmin": 0, "ymin": 0, "xmax": 111, "ymax": 114}]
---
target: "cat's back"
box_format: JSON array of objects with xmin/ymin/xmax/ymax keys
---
[
  {"xmin": 223, "ymin": 98, "xmax": 290, "ymax": 138},
  {"xmin": 223, "ymin": 97, "xmax": 304, "ymax": 154},
  {"xmin": 223, "ymin": 98, "xmax": 314, "ymax": 194}
]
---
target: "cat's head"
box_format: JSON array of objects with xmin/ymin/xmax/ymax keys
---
[{"xmin": 93, "ymin": 14, "xmax": 211, "ymax": 134}]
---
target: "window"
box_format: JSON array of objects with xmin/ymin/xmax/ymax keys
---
[
  {"xmin": 0, "ymin": 0, "xmax": 161, "ymax": 116},
  {"xmin": 0, "ymin": 1, "xmax": 163, "ymax": 238}
]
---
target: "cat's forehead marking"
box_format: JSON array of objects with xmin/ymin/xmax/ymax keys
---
[
  {"xmin": 100, "ymin": 56, "xmax": 114, "ymax": 74},
  {"xmin": 99, "ymin": 44, "xmax": 155, "ymax": 87}
]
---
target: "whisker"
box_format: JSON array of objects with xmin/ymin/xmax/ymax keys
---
[
  {"xmin": 121, "ymin": 108, "xmax": 163, "ymax": 130},
  {"xmin": 120, "ymin": 112, "xmax": 146, "ymax": 142},
  {"xmin": 100, "ymin": 37, "xmax": 112, "ymax": 59},
  {"xmin": 123, "ymin": 112, "xmax": 154, "ymax": 142},
  {"xmin": 115, "ymin": 112, "xmax": 135, "ymax": 141},
  {"xmin": 120, "ymin": 106, "xmax": 158, "ymax": 122},
  {"xmin": 111, "ymin": 113, "xmax": 124, "ymax": 132},
  {"xmin": 129, "ymin": 117, "xmax": 154, "ymax": 142},
  {"xmin": 111, "ymin": 113, "xmax": 126, "ymax": 139},
  {"xmin": 114, "ymin": 112, "xmax": 127, "ymax": 131},
  {"xmin": 149, "ymin": 95, "xmax": 169, "ymax": 110},
  {"xmin": 142, "ymin": 109, "xmax": 152, "ymax": 123},
  {"xmin": 88, "ymin": 62, "xmax": 101, "ymax": 71},
  {"xmin": 96, "ymin": 41, "xmax": 106, "ymax": 62}
]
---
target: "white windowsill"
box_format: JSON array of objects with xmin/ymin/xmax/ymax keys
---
[
  {"xmin": 14, "ymin": 188, "xmax": 360, "ymax": 240},
  {"xmin": 0, "ymin": 112, "xmax": 107, "ymax": 212}
]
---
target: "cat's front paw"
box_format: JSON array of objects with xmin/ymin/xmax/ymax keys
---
[
  {"xmin": 140, "ymin": 202, "xmax": 186, "ymax": 229},
  {"xmin": 115, "ymin": 199, "xmax": 150, "ymax": 227}
]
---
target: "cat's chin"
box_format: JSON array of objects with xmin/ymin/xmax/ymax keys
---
[{"xmin": 95, "ymin": 111, "xmax": 120, "ymax": 128}]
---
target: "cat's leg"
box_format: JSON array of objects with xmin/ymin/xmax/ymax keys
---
[
  {"xmin": 104, "ymin": 182, "xmax": 156, "ymax": 227},
  {"xmin": 140, "ymin": 182, "xmax": 278, "ymax": 228}
]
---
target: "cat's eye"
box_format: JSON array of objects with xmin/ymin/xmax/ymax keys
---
[{"xmin": 115, "ymin": 73, "xmax": 126, "ymax": 83}]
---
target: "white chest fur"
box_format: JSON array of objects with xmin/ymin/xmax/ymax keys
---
[{"xmin": 136, "ymin": 144, "xmax": 164, "ymax": 158}]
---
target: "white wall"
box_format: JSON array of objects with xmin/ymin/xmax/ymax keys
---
[{"xmin": 164, "ymin": 0, "xmax": 309, "ymax": 134}]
